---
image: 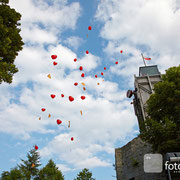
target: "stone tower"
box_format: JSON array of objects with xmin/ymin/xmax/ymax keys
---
[
  {"xmin": 115, "ymin": 64, "xmax": 166, "ymax": 180},
  {"xmin": 127, "ymin": 65, "xmax": 162, "ymax": 132},
  {"xmin": 115, "ymin": 61, "xmax": 180, "ymax": 179}
]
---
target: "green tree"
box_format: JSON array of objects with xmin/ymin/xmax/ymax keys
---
[
  {"xmin": 1, "ymin": 171, "xmax": 10, "ymax": 179},
  {"xmin": 18, "ymin": 148, "xmax": 41, "ymax": 179},
  {"xmin": 38, "ymin": 159, "xmax": 64, "ymax": 180},
  {"xmin": 0, "ymin": 0, "xmax": 24, "ymax": 84},
  {"xmin": 1, "ymin": 167, "xmax": 23, "ymax": 180},
  {"xmin": 0, "ymin": 147, "xmax": 66, "ymax": 180},
  {"xmin": 74, "ymin": 168, "xmax": 95, "ymax": 180},
  {"xmin": 140, "ymin": 65, "xmax": 180, "ymax": 153}
]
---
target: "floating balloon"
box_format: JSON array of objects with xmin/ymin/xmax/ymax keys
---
[
  {"xmin": 83, "ymin": 87, "xmax": 86, "ymax": 91},
  {"xmin": 69, "ymin": 96, "xmax": 74, "ymax": 102},
  {"xmin": 71, "ymin": 137, "xmax": 74, "ymax": 141},
  {"xmin": 81, "ymin": 73, "xmax": 85, "ymax": 77},
  {"xmin": 88, "ymin": 26, "xmax": 92, "ymax": 30},
  {"xmin": 68, "ymin": 121, "xmax": 70, "ymax": 128},
  {"xmin": 79, "ymin": 66, "xmax": 83, "ymax": 71},
  {"xmin": 81, "ymin": 82, "xmax": 85, "ymax": 86},
  {"xmin": 74, "ymin": 82, "xmax": 78, "ymax": 86},
  {"xmin": 51, "ymin": 94, "xmax": 56, "ymax": 99},
  {"xmin": 74, "ymin": 58, "xmax": 77, "ymax": 62},
  {"xmin": 61, "ymin": 94, "xmax": 64, "ymax": 98},
  {"xmin": 35, "ymin": 145, "xmax": 38, "ymax": 150},
  {"xmin": 57, "ymin": 119, "xmax": 62, "ymax": 125},
  {"xmin": 86, "ymin": 50, "xmax": 89, "ymax": 54},
  {"xmin": 47, "ymin": 74, "xmax": 51, "ymax": 79},
  {"xmin": 95, "ymin": 75, "xmax": 98, "ymax": 78},
  {"xmin": 80, "ymin": 110, "xmax": 82, "ymax": 116},
  {"xmin": 51, "ymin": 55, "xmax": 57, "ymax": 59},
  {"xmin": 81, "ymin": 96, "xmax": 86, "ymax": 100},
  {"xmin": 53, "ymin": 61, "xmax": 57, "ymax": 66},
  {"xmin": 48, "ymin": 114, "xmax": 51, "ymax": 118},
  {"xmin": 101, "ymin": 72, "xmax": 104, "ymax": 76},
  {"xmin": 104, "ymin": 67, "xmax": 106, "ymax": 70},
  {"xmin": 115, "ymin": 61, "xmax": 118, "ymax": 64},
  {"xmin": 41, "ymin": 108, "xmax": 46, "ymax": 112},
  {"xmin": 120, "ymin": 50, "xmax": 123, "ymax": 53}
]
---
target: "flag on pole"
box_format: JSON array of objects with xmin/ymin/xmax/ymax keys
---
[{"xmin": 144, "ymin": 57, "xmax": 151, "ymax": 60}]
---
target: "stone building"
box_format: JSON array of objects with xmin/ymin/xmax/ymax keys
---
[
  {"xmin": 115, "ymin": 64, "xmax": 180, "ymax": 180},
  {"xmin": 115, "ymin": 137, "xmax": 167, "ymax": 180}
]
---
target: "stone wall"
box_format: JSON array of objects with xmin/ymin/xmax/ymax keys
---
[{"xmin": 115, "ymin": 137, "xmax": 167, "ymax": 180}]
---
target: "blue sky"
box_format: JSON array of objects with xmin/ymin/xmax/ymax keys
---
[{"xmin": 0, "ymin": 0, "xmax": 180, "ymax": 179}]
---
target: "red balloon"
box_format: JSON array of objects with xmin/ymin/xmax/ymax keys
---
[
  {"xmin": 81, "ymin": 73, "xmax": 85, "ymax": 77},
  {"xmin": 120, "ymin": 50, "xmax": 123, "ymax": 53},
  {"xmin": 35, "ymin": 145, "xmax": 38, "ymax": 150},
  {"xmin": 53, "ymin": 61, "xmax": 57, "ymax": 66},
  {"xmin": 57, "ymin": 119, "xmax": 62, "ymax": 125},
  {"xmin": 79, "ymin": 66, "xmax": 83, "ymax": 71},
  {"xmin": 95, "ymin": 75, "xmax": 97, "ymax": 78},
  {"xmin": 71, "ymin": 137, "xmax": 74, "ymax": 141},
  {"xmin": 51, "ymin": 94, "xmax": 56, "ymax": 99},
  {"xmin": 69, "ymin": 96, "xmax": 74, "ymax": 102},
  {"xmin": 104, "ymin": 67, "xmax": 106, "ymax": 70},
  {"xmin": 51, "ymin": 55, "xmax": 57, "ymax": 59},
  {"xmin": 86, "ymin": 50, "xmax": 89, "ymax": 54},
  {"xmin": 101, "ymin": 72, "xmax": 104, "ymax": 76},
  {"xmin": 81, "ymin": 96, "xmax": 86, "ymax": 100},
  {"xmin": 74, "ymin": 82, "xmax": 78, "ymax": 86},
  {"xmin": 74, "ymin": 58, "xmax": 77, "ymax": 62},
  {"xmin": 41, "ymin": 108, "xmax": 46, "ymax": 112},
  {"xmin": 61, "ymin": 94, "xmax": 64, "ymax": 98},
  {"xmin": 88, "ymin": 26, "xmax": 92, "ymax": 30},
  {"xmin": 115, "ymin": 61, "xmax": 118, "ymax": 64}
]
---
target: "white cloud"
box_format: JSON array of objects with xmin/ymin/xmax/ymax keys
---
[
  {"xmin": 0, "ymin": 0, "xmax": 84, "ymax": 139},
  {"xmin": 95, "ymin": 0, "xmax": 180, "ymax": 74},
  {"xmin": 21, "ymin": 27, "xmax": 57, "ymax": 44},
  {"xmin": 77, "ymin": 54, "xmax": 101, "ymax": 72},
  {"xmin": 0, "ymin": 0, "xmax": 141, "ymax": 171},
  {"xmin": 39, "ymin": 90, "xmax": 137, "ymax": 169},
  {"xmin": 75, "ymin": 157, "xmax": 111, "ymax": 169},
  {"xmin": 10, "ymin": 0, "xmax": 81, "ymax": 31},
  {"xmin": 9, "ymin": 0, "xmax": 81, "ymax": 49},
  {"xmin": 64, "ymin": 36, "xmax": 84, "ymax": 50},
  {"xmin": 40, "ymin": 133, "xmax": 113, "ymax": 169},
  {"xmin": 57, "ymin": 164, "xmax": 71, "ymax": 172},
  {"xmin": 12, "ymin": 43, "xmax": 102, "ymax": 86},
  {"xmin": 0, "ymin": 97, "xmax": 55, "ymax": 139},
  {"xmin": 175, "ymin": 0, "xmax": 180, "ymax": 11},
  {"xmin": 9, "ymin": 158, "xmax": 16, "ymax": 162}
]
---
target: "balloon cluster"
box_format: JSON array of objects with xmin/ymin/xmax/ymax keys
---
[{"xmin": 37, "ymin": 25, "xmax": 124, "ymax": 149}]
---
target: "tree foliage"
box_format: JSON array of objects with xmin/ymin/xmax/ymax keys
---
[
  {"xmin": 0, "ymin": 0, "xmax": 24, "ymax": 84},
  {"xmin": 0, "ymin": 147, "xmax": 65, "ymax": 180},
  {"xmin": 74, "ymin": 168, "xmax": 95, "ymax": 180},
  {"xmin": 18, "ymin": 148, "xmax": 41, "ymax": 179},
  {"xmin": 39, "ymin": 159, "xmax": 64, "ymax": 180},
  {"xmin": 1, "ymin": 168, "xmax": 23, "ymax": 180},
  {"xmin": 0, "ymin": 0, "xmax": 9, "ymax": 4},
  {"xmin": 140, "ymin": 65, "xmax": 180, "ymax": 153}
]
